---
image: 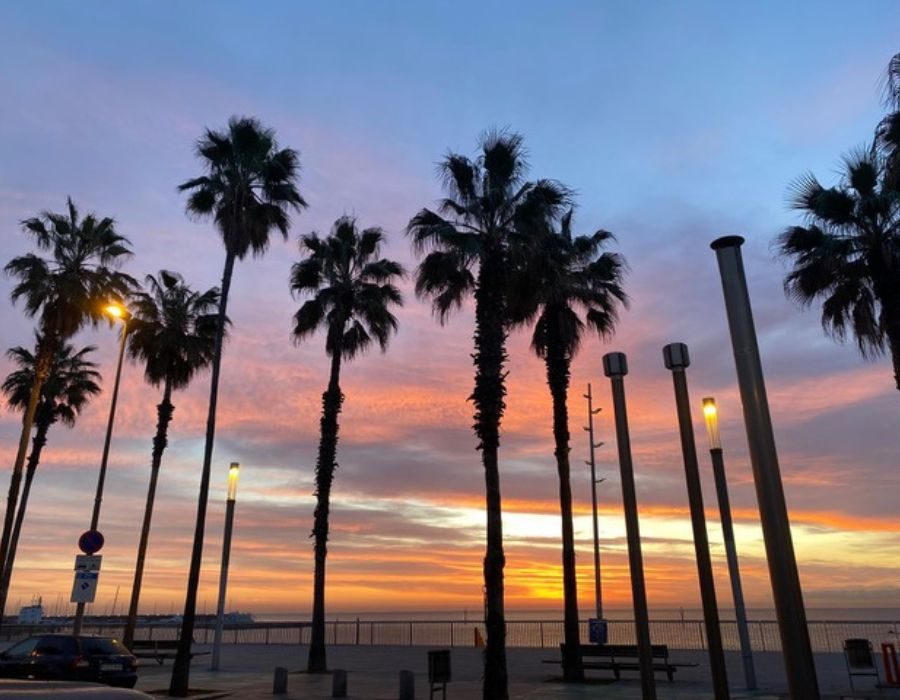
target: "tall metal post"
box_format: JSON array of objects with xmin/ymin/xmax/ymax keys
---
[
  {"xmin": 211, "ymin": 463, "xmax": 240, "ymax": 671},
  {"xmin": 602, "ymin": 353, "xmax": 656, "ymax": 700},
  {"xmin": 703, "ymin": 397, "xmax": 756, "ymax": 689},
  {"xmin": 583, "ymin": 383, "xmax": 604, "ymax": 620},
  {"xmin": 74, "ymin": 312, "xmax": 129, "ymax": 636},
  {"xmin": 662, "ymin": 343, "xmax": 729, "ymax": 700},
  {"xmin": 711, "ymin": 236, "xmax": 819, "ymax": 699}
]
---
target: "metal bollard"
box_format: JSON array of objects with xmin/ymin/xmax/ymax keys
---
[
  {"xmin": 399, "ymin": 669, "xmax": 415, "ymax": 699},
  {"xmin": 273, "ymin": 666, "xmax": 288, "ymax": 695},
  {"xmin": 332, "ymin": 669, "xmax": 348, "ymax": 698}
]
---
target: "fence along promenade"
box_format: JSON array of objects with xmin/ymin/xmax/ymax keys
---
[{"xmin": 4, "ymin": 618, "xmax": 896, "ymax": 654}]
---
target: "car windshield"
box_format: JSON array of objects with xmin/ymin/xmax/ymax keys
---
[
  {"xmin": 80, "ymin": 638, "xmax": 130, "ymax": 655},
  {"xmin": 3, "ymin": 637, "xmax": 39, "ymax": 657}
]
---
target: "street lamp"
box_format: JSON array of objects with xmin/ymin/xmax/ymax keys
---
[
  {"xmin": 211, "ymin": 462, "xmax": 240, "ymax": 671},
  {"xmin": 583, "ymin": 384, "xmax": 605, "ymax": 623},
  {"xmin": 73, "ymin": 301, "xmax": 130, "ymax": 636},
  {"xmin": 702, "ymin": 397, "xmax": 757, "ymax": 689}
]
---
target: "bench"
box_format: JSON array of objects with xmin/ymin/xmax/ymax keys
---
[
  {"xmin": 544, "ymin": 643, "xmax": 689, "ymax": 681},
  {"xmin": 130, "ymin": 639, "xmax": 210, "ymax": 666}
]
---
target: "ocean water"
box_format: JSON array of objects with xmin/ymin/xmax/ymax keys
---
[{"xmin": 256, "ymin": 607, "xmax": 900, "ymax": 623}]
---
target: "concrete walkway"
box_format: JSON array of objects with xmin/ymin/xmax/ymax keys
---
[{"xmin": 130, "ymin": 644, "xmax": 900, "ymax": 699}]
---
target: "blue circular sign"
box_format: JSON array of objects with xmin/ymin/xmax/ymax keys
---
[{"xmin": 78, "ymin": 530, "xmax": 104, "ymax": 555}]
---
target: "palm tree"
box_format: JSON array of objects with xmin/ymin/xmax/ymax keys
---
[
  {"xmin": 2, "ymin": 198, "xmax": 133, "ymax": 625},
  {"xmin": 0, "ymin": 340, "xmax": 101, "ymax": 613},
  {"xmin": 290, "ymin": 216, "xmax": 404, "ymax": 673},
  {"xmin": 407, "ymin": 130, "xmax": 569, "ymax": 699},
  {"xmin": 877, "ymin": 52, "xmax": 900, "ymax": 189},
  {"xmin": 121, "ymin": 271, "xmax": 220, "ymax": 648},
  {"xmin": 776, "ymin": 144, "xmax": 900, "ymax": 391},
  {"xmin": 171, "ymin": 116, "xmax": 306, "ymax": 696},
  {"xmin": 509, "ymin": 209, "xmax": 628, "ymax": 681}
]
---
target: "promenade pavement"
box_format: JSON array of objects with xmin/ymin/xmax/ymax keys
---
[{"xmin": 131, "ymin": 644, "xmax": 900, "ymax": 699}]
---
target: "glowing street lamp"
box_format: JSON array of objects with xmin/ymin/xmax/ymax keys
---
[
  {"xmin": 702, "ymin": 397, "xmax": 756, "ymax": 689},
  {"xmin": 211, "ymin": 462, "xmax": 240, "ymax": 671},
  {"xmin": 73, "ymin": 301, "xmax": 130, "ymax": 636}
]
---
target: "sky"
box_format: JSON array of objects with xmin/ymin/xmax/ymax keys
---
[{"xmin": 0, "ymin": 1, "xmax": 898, "ymax": 620}]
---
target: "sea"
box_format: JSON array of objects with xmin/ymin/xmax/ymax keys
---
[{"xmin": 254, "ymin": 608, "xmax": 900, "ymax": 623}]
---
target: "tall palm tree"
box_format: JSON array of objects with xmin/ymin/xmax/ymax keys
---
[
  {"xmin": 0, "ymin": 340, "xmax": 101, "ymax": 612},
  {"xmin": 2, "ymin": 198, "xmax": 133, "ymax": 625},
  {"xmin": 171, "ymin": 116, "xmax": 306, "ymax": 696},
  {"xmin": 776, "ymin": 144, "xmax": 900, "ymax": 391},
  {"xmin": 509, "ymin": 209, "xmax": 628, "ymax": 681},
  {"xmin": 877, "ymin": 52, "xmax": 900, "ymax": 189},
  {"xmin": 121, "ymin": 271, "xmax": 220, "ymax": 648},
  {"xmin": 290, "ymin": 216, "xmax": 404, "ymax": 673},
  {"xmin": 407, "ymin": 130, "xmax": 569, "ymax": 699}
]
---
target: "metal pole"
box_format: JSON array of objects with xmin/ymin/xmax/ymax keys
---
[
  {"xmin": 662, "ymin": 343, "xmax": 729, "ymax": 700},
  {"xmin": 73, "ymin": 318, "xmax": 128, "ymax": 636},
  {"xmin": 711, "ymin": 236, "xmax": 819, "ymax": 699},
  {"xmin": 602, "ymin": 352, "xmax": 656, "ymax": 700},
  {"xmin": 211, "ymin": 465, "xmax": 239, "ymax": 670},
  {"xmin": 583, "ymin": 384, "xmax": 604, "ymax": 620},
  {"xmin": 710, "ymin": 446, "xmax": 757, "ymax": 689}
]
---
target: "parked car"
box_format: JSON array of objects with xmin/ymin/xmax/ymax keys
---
[{"xmin": 0, "ymin": 635, "xmax": 137, "ymax": 688}]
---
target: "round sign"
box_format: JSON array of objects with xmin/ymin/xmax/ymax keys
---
[{"xmin": 78, "ymin": 530, "xmax": 104, "ymax": 555}]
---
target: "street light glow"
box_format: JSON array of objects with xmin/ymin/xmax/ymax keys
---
[
  {"xmin": 104, "ymin": 302, "xmax": 128, "ymax": 320},
  {"xmin": 227, "ymin": 462, "xmax": 240, "ymax": 501},
  {"xmin": 702, "ymin": 397, "xmax": 721, "ymax": 450}
]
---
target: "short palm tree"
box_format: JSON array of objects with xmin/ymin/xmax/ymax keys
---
[
  {"xmin": 290, "ymin": 216, "xmax": 404, "ymax": 673},
  {"xmin": 2, "ymin": 198, "xmax": 133, "ymax": 624},
  {"xmin": 509, "ymin": 209, "xmax": 627, "ymax": 681},
  {"xmin": 171, "ymin": 116, "xmax": 306, "ymax": 696},
  {"xmin": 407, "ymin": 130, "xmax": 569, "ymax": 700},
  {"xmin": 777, "ymin": 144, "xmax": 900, "ymax": 391},
  {"xmin": 0, "ymin": 340, "xmax": 101, "ymax": 609},
  {"xmin": 121, "ymin": 271, "xmax": 220, "ymax": 648}
]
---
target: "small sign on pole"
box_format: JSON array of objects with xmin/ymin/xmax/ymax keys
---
[
  {"xmin": 74, "ymin": 555, "xmax": 102, "ymax": 572},
  {"xmin": 70, "ymin": 571, "xmax": 99, "ymax": 603}
]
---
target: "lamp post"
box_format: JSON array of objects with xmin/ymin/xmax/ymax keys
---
[
  {"xmin": 73, "ymin": 302, "xmax": 130, "ymax": 636},
  {"xmin": 662, "ymin": 343, "xmax": 729, "ymax": 700},
  {"xmin": 702, "ymin": 398, "xmax": 756, "ymax": 690},
  {"xmin": 211, "ymin": 462, "xmax": 239, "ymax": 671},
  {"xmin": 583, "ymin": 384, "xmax": 605, "ymax": 622},
  {"xmin": 711, "ymin": 236, "xmax": 819, "ymax": 698},
  {"xmin": 602, "ymin": 353, "xmax": 656, "ymax": 700}
]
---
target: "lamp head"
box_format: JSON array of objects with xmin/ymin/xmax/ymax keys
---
[
  {"xmin": 602, "ymin": 352, "xmax": 628, "ymax": 378},
  {"xmin": 702, "ymin": 397, "xmax": 721, "ymax": 450},
  {"xmin": 662, "ymin": 342, "xmax": 690, "ymax": 370},
  {"xmin": 104, "ymin": 302, "xmax": 130, "ymax": 322},
  {"xmin": 227, "ymin": 462, "xmax": 240, "ymax": 501}
]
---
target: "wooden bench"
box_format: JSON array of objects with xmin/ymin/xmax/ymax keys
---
[
  {"xmin": 544, "ymin": 643, "xmax": 688, "ymax": 681},
  {"xmin": 130, "ymin": 639, "xmax": 210, "ymax": 666}
]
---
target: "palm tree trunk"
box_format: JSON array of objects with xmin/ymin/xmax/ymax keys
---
[
  {"xmin": 308, "ymin": 346, "xmax": 344, "ymax": 673},
  {"xmin": 472, "ymin": 245, "xmax": 509, "ymax": 700},
  {"xmin": 124, "ymin": 379, "xmax": 174, "ymax": 648},
  {"xmin": 544, "ymin": 332, "xmax": 584, "ymax": 682},
  {"xmin": 0, "ymin": 344, "xmax": 52, "ymax": 629},
  {"xmin": 170, "ymin": 251, "xmax": 235, "ymax": 697},
  {"xmin": 0, "ymin": 418, "xmax": 51, "ymax": 623}
]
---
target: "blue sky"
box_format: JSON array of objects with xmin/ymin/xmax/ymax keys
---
[{"xmin": 0, "ymin": 2, "xmax": 898, "ymax": 614}]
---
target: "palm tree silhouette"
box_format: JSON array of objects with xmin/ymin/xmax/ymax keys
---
[
  {"xmin": 1, "ymin": 340, "xmax": 101, "ymax": 609},
  {"xmin": 407, "ymin": 130, "xmax": 569, "ymax": 699},
  {"xmin": 2, "ymin": 198, "xmax": 133, "ymax": 626},
  {"xmin": 877, "ymin": 51, "xmax": 900, "ymax": 188},
  {"xmin": 777, "ymin": 145, "xmax": 900, "ymax": 392},
  {"xmin": 172, "ymin": 116, "xmax": 306, "ymax": 696},
  {"xmin": 290, "ymin": 216, "xmax": 404, "ymax": 673},
  {"xmin": 509, "ymin": 209, "xmax": 627, "ymax": 681},
  {"xmin": 121, "ymin": 271, "xmax": 221, "ymax": 648}
]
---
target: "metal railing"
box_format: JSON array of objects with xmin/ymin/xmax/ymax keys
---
[{"xmin": 5, "ymin": 619, "xmax": 897, "ymax": 654}]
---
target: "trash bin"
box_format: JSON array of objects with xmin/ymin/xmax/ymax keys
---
[{"xmin": 588, "ymin": 618, "xmax": 608, "ymax": 644}]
